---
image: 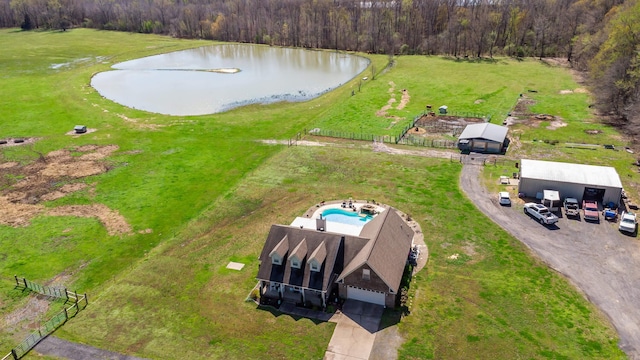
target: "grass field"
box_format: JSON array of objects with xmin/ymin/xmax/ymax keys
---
[{"xmin": 0, "ymin": 28, "xmax": 634, "ymax": 359}]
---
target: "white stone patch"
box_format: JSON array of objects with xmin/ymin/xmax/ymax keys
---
[{"xmin": 226, "ymin": 262, "xmax": 245, "ymax": 271}]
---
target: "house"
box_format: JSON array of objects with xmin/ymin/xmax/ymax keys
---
[
  {"xmin": 256, "ymin": 206, "xmax": 414, "ymax": 308},
  {"xmin": 457, "ymin": 123, "xmax": 509, "ymax": 154},
  {"xmin": 518, "ymin": 159, "xmax": 623, "ymax": 205}
]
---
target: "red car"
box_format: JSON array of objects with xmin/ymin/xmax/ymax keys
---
[{"xmin": 582, "ymin": 200, "xmax": 600, "ymax": 222}]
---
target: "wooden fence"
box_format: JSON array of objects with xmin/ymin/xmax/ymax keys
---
[{"xmin": 2, "ymin": 277, "xmax": 88, "ymax": 360}]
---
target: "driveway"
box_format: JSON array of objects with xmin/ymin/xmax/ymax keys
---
[
  {"xmin": 324, "ymin": 300, "xmax": 384, "ymax": 360},
  {"xmin": 461, "ymin": 162, "xmax": 640, "ymax": 359}
]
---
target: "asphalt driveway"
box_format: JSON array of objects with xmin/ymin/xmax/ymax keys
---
[{"xmin": 461, "ymin": 163, "xmax": 640, "ymax": 359}]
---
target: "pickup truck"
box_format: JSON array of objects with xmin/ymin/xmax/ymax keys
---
[
  {"xmin": 563, "ymin": 197, "xmax": 580, "ymax": 218},
  {"xmin": 582, "ymin": 200, "xmax": 600, "ymax": 222},
  {"xmin": 524, "ymin": 203, "xmax": 559, "ymax": 225}
]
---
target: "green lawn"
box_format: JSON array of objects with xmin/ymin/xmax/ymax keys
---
[{"xmin": 0, "ymin": 28, "xmax": 631, "ymax": 359}]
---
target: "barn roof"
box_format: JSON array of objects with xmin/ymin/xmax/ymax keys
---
[
  {"xmin": 458, "ymin": 123, "xmax": 508, "ymax": 143},
  {"xmin": 520, "ymin": 159, "xmax": 623, "ymax": 189}
]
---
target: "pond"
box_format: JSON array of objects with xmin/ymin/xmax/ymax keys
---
[{"xmin": 91, "ymin": 44, "xmax": 370, "ymax": 116}]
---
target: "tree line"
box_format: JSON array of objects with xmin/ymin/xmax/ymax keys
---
[{"xmin": 1, "ymin": 0, "xmax": 640, "ymax": 132}]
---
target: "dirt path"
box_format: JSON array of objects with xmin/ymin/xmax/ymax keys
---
[
  {"xmin": 34, "ymin": 336, "xmax": 148, "ymax": 360},
  {"xmin": 460, "ymin": 162, "xmax": 640, "ymax": 359}
]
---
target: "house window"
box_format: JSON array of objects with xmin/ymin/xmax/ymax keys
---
[
  {"xmin": 272, "ymin": 256, "xmax": 281, "ymax": 265},
  {"xmin": 292, "ymin": 260, "xmax": 300, "ymax": 268},
  {"xmin": 310, "ymin": 263, "xmax": 318, "ymax": 271},
  {"xmin": 362, "ymin": 269, "xmax": 370, "ymax": 281}
]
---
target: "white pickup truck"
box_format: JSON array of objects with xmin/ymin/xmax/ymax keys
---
[{"xmin": 524, "ymin": 203, "xmax": 559, "ymax": 225}]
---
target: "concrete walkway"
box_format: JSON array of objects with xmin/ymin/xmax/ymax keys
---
[{"xmin": 324, "ymin": 300, "xmax": 384, "ymax": 360}]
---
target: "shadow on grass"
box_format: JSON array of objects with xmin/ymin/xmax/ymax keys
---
[
  {"xmin": 441, "ymin": 55, "xmax": 502, "ymax": 64},
  {"xmin": 257, "ymin": 304, "xmax": 327, "ymax": 325}
]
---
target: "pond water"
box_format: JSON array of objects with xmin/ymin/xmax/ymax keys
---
[{"xmin": 91, "ymin": 45, "xmax": 369, "ymax": 116}]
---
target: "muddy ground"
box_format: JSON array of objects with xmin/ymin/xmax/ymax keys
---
[{"xmin": 0, "ymin": 144, "xmax": 132, "ymax": 235}]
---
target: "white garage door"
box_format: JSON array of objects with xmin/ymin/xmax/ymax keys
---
[{"xmin": 347, "ymin": 286, "xmax": 385, "ymax": 305}]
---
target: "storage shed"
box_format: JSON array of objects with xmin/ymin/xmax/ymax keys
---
[
  {"xmin": 518, "ymin": 159, "xmax": 623, "ymax": 205},
  {"xmin": 74, "ymin": 125, "xmax": 87, "ymax": 134},
  {"xmin": 457, "ymin": 123, "xmax": 509, "ymax": 154}
]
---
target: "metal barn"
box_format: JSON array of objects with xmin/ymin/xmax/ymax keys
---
[{"xmin": 518, "ymin": 159, "xmax": 623, "ymax": 206}]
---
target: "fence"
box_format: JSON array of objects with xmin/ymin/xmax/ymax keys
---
[
  {"xmin": 307, "ymin": 128, "xmax": 399, "ymax": 143},
  {"xmin": 305, "ymin": 110, "xmax": 490, "ymax": 150},
  {"xmin": 397, "ymin": 136, "xmax": 457, "ymax": 148},
  {"xmin": 288, "ymin": 132, "xmax": 302, "ymax": 147},
  {"xmin": 2, "ymin": 277, "xmax": 88, "ymax": 360}
]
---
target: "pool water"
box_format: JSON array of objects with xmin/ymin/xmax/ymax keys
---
[{"xmin": 322, "ymin": 208, "xmax": 373, "ymax": 226}]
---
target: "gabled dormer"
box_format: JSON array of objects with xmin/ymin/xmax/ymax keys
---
[
  {"xmin": 269, "ymin": 235, "xmax": 289, "ymax": 265},
  {"xmin": 308, "ymin": 240, "xmax": 327, "ymax": 272},
  {"xmin": 289, "ymin": 238, "xmax": 307, "ymax": 269}
]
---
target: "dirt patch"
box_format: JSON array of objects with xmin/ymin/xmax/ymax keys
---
[
  {"xmin": 412, "ymin": 113, "xmax": 484, "ymax": 138},
  {"xmin": 547, "ymin": 118, "xmax": 568, "ymax": 130},
  {"xmin": 40, "ymin": 183, "xmax": 89, "ymax": 201},
  {"xmin": 0, "ymin": 144, "xmax": 135, "ymax": 235},
  {"xmin": 376, "ymin": 81, "xmax": 411, "ymax": 122},
  {"xmin": 560, "ymin": 89, "xmax": 574, "ymax": 94},
  {"xmin": 0, "ymin": 196, "xmax": 44, "ymax": 227},
  {"xmin": 397, "ymin": 89, "xmax": 410, "ymax": 110},
  {"xmin": 41, "ymin": 161, "xmax": 107, "ymax": 178},
  {"xmin": 406, "ymin": 127, "xmax": 427, "ymax": 135},
  {"xmin": 585, "ymin": 129, "xmax": 603, "ymax": 135},
  {"xmin": 512, "ymin": 96, "xmax": 536, "ymax": 115},
  {"xmin": 0, "ymin": 161, "xmax": 18, "ymax": 169},
  {"xmin": 117, "ymin": 113, "xmax": 164, "ymax": 130},
  {"xmin": 47, "ymin": 204, "xmax": 132, "ymax": 236},
  {"xmin": 1, "ymin": 295, "xmax": 50, "ymax": 332},
  {"xmin": 64, "ymin": 129, "xmax": 98, "ymax": 136},
  {"xmin": 0, "ymin": 137, "xmax": 39, "ymax": 148}
]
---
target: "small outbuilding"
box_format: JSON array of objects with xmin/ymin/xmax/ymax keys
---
[
  {"xmin": 74, "ymin": 125, "xmax": 87, "ymax": 134},
  {"xmin": 457, "ymin": 123, "xmax": 509, "ymax": 154},
  {"xmin": 518, "ymin": 159, "xmax": 623, "ymax": 205},
  {"xmin": 439, "ymin": 105, "xmax": 448, "ymax": 114}
]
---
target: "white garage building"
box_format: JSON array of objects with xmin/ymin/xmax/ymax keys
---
[{"xmin": 518, "ymin": 159, "xmax": 623, "ymax": 205}]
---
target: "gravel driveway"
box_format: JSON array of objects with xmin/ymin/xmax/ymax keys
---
[{"xmin": 461, "ymin": 162, "xmax": 640, "ymax": 359}]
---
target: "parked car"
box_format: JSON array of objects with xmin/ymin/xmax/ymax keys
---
[
  {"xmin": 524, "ymin": 203, "xmax": 559, "ymax": 225},
  {"xmin": 498, "ymin": 192, "xmax": 511, "ymax": 206},
  {"xmin": 563, "ymin": 197, "xmax": 580, "ymax": 218},
  {"xmin": 619, "ymin": 212, "xmax": 637, "ymax": 233},
  {"xmin": 582, "ymin": 200, "xmax": 600, "ymax": 222}
]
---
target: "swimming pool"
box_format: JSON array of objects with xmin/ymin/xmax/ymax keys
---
[{"xmin": 322, "ymin": 208, "xmax": 373, "ymax": 226}]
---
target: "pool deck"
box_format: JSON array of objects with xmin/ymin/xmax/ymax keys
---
[
  {"xmin": 291, "ymin": 200, "xmax": 386, "ymax": 236},
  {"xmin": 298, "ymin": 199, "xmax": 428, "ymax": 275},
  {"xmin": 301, "ymin": 199, "xmax": 387, "ymax": 219}
]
